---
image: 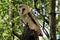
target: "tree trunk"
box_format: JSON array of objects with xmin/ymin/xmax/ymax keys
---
[
  {"xmin": 20, "ymin": 24, "xmax": 39, "ymax": 40},
  {"xmin": 13, "ymin": 24, "xmax": 39, "ymax": 40},
  {"xmin": 49, "ymin": 0, "xmax": 56, "ymax": 40}
]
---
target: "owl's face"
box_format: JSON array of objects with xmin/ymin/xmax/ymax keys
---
[{"xmin": 18, "ymin": 4, "xmax": 29, "ymax": 16}]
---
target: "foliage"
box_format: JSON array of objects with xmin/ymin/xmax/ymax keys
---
[{"xmin": 0, "ymin": 0, "xmax": 60, "ymax": 40}]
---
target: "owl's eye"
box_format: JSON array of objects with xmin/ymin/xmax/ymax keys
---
[
  {"xmin": 22, "ymin": 8, "xmax": 25, "ymax": 14},
  {"xmin": 22, "ymin": 8, "xmax": 25, "ymax": 12}
]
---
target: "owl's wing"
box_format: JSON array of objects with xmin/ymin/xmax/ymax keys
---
[
  {"xmin": 27, "ymin": 11, "xmax": 43, "ymax": 36},
  {"xmin": 29, "ymin": 11, "xmax": 40, "ymax": 27}
]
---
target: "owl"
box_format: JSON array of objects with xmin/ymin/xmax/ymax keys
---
[{"xmin": 18, "ymin": 4, "xmax": 43, "ymax": 36}]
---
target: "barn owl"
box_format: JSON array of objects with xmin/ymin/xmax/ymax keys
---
[{"xmin": 18, "ymin": 4, "xmax": 43, "ymax": 36}]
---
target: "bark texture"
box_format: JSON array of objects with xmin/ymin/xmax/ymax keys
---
[{"xmin": 50, "ymin": 0, "xmax": 56, "ymax": 40}]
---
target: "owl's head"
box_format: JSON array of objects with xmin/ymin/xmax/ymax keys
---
[{"xmin": 18, "ymin": 4, "xmax": 30, "ymax": 16}]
